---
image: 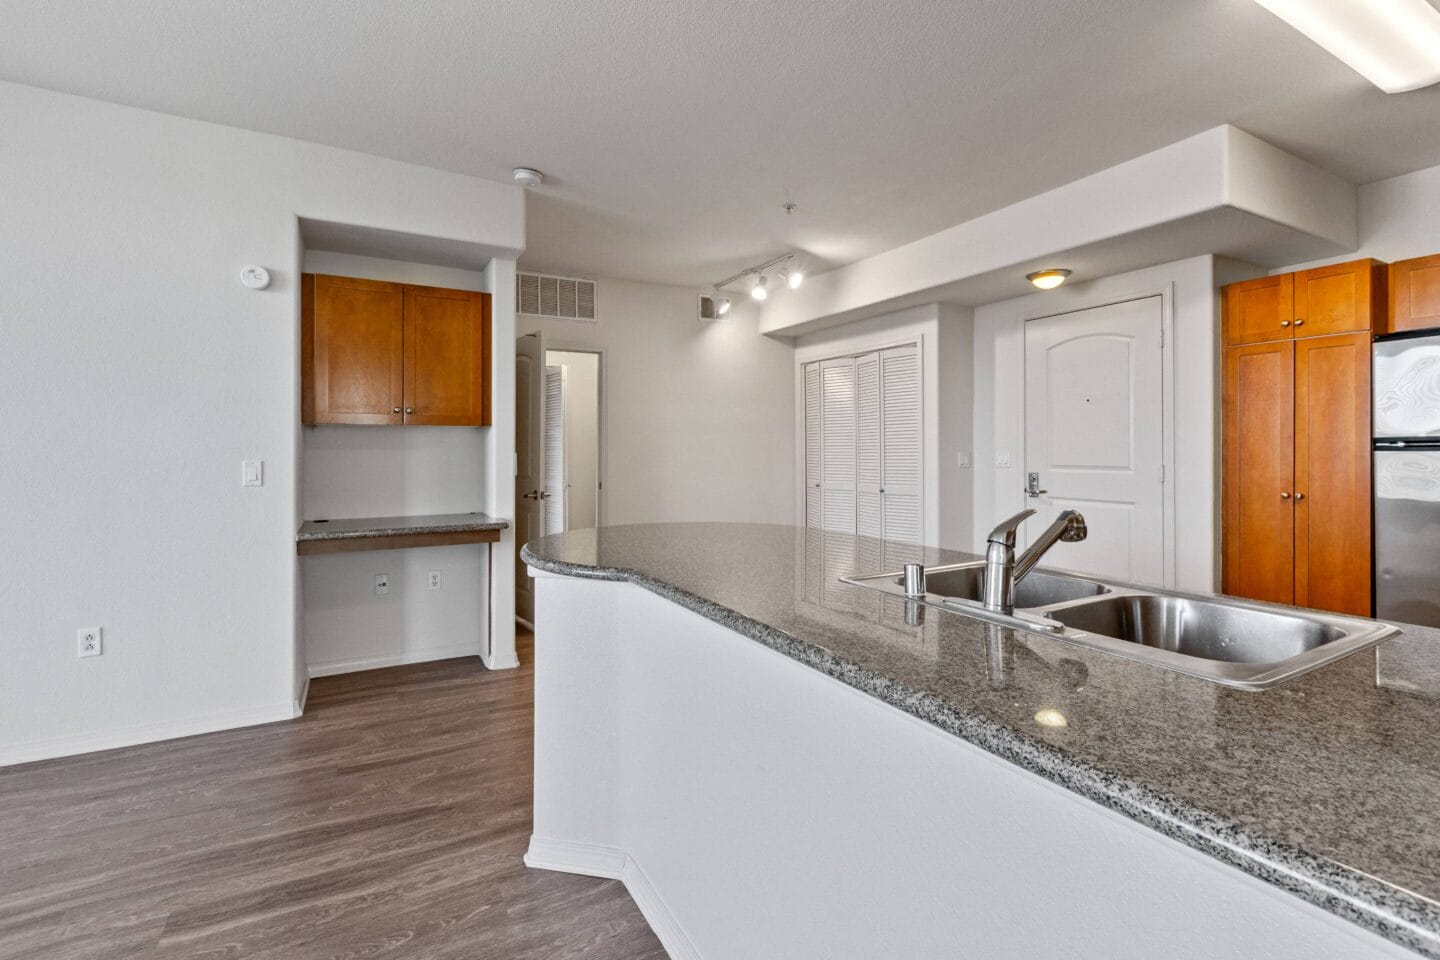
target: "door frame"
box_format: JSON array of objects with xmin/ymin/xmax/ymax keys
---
[
  {"xmin": 543, "ymin": 344, "xmax": 606, "ymax": 529},
  {"xmin": 1014, "ymin": 286, "xmax": 1179, "ymax": 588}
]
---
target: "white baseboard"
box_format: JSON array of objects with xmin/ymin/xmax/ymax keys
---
[
  {"xmin": 292, "ymin": 674, "xmax": 310, "ymax": 717},
  {"xmin": 307, "ymin": 642, "xmax": 481, "ymax": 678},
  {"xmin": 525, "ymin": 836, "xmax": 701, "ymax": 960},
  {"xmin": 481, "ymin": 648, "xmax": 520, "ymax": 670},
  {"xmin": 0, "ymin": 699, "xmax": 296, "ymax": 768}
]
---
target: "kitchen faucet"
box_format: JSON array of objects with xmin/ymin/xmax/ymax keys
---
[{"xmin": 982, "ymin": 508, "xmax": 1088, "ymax": 614}]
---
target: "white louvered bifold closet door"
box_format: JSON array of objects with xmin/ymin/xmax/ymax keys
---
[
  {"xmin": 803, "ymin": 344, "xmax": 923, "ymax": 559},
  {"xmin": 819, "ymin": 358, "xmax": 857, "ymax": 534},
  {"xmin": 879, "ymin": 344, "xmax": 922, "ymax": 555},
  {"xmin": 804, "ymin": 363, "xmax": 823, "ymax": 529},
  {"xmin": 542, "ymin": 366, "xmax": 566, "ymax": 535}
]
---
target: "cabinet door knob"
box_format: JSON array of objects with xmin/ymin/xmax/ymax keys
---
[
  {"xmin": 1280, "ymin": 491, "xmax": 1291, "ymax": 499},
  {"xmin": 1294, "ymin": 492, "xmax": 1305, "ymax": 501},
  {"xmin": 1294, "ymin": 319, "xmax": 1305, "ymax": 326},
  {"xmin": 405, "ymin": 407, "xmax": 414, "ymax": 414},
  {"xmin": 393, "ymin": 406, "xmax": 401, "ymax": 414},
  {"xmin": 1280, "ymin": 320, "xmax": 1291, "ymax": 327}
]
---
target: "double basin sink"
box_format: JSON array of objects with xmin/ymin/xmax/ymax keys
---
[{"xmin": 842, "ymin": 562, "xmax": 1399, "ymax": 689}]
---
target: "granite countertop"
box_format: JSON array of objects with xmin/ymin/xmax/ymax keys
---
[
  {"xmin": 297, "ymin": 512, "xmax": 509, "ymax": 541},
  {"xmin": 522, "ymin": 522, "xmax": 1440, "ymax": 958}
]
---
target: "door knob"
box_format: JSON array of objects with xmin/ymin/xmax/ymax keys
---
[
  {"xmin": 539, "ymin": 491, "xmax": 551, "ymax": 499},
  {"xmin": 1026, "ymin": 472, "xmax": 1047, "ymax": 498},
  {"xmin": 405, "ymin": 407, "xmax": 414, "ymax": 414},
  {"xmin": 392, "ymin": 406, "xmax": 401, "ymax": 414},
  {"xmin": 522, "ymin": 490, "xmax": 540, "ymax": 500},
  {"xmin": 1293, "ymin": 319, "xmax": 1305, "ymax": 327},
  {"xmin": 1294, "ymin": 492, "xmax": 1305, "ymax": 501},
  {"xmin": 1281, "ymin": 320, "xmax": 1291, "ymax": 327},
  {"xmin": 1280, "ymin": 491, "xmax": 1291, "ymax": 499}
]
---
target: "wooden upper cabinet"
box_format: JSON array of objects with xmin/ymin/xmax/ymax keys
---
[
  {"xmin": 1223, "ymin": 260, "xmax": 1384, "ymax": 347},
  {"xmin": 308, "ymin": 275, "xmax": 405, "ymax": 425},
  {"xmin": 1222, "ymin": 340, "xmax": 1296, "ymax": 606},
  {"xmin": 1292, "ymin": 333, "xmax": 1372, "ymax": 616},
  {"xmin": 1223, "ymin": 274, "xmax": 1293, "ymax": 346},
  {"xmin": 1387, "ymin": 252, "xmax": 1440, "ymax": 334},
  {"xmin": 404, "ymin": 285, "xmax": 491, "ymax": 426},
  {"xmin": 302, "ymin": 274, "xmax": 491, "ymax": 427},
  {"xmin": 1293, "ymin": 259, "xmax": 1385, "ymax": 339}
]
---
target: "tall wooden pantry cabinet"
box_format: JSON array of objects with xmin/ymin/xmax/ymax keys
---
[{"xmin": 1221, "ymin": 259, "xmax": 1382, "ymax": 616}]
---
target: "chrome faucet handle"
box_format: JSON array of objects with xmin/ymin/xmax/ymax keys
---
[{"xmin": 986, "ymin": 508, "xmax": 1036, "ymax": 546}]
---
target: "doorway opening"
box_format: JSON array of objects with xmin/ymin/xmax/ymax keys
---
[{"xmin": 515, "ymin": 333, "xmax": 602, "ymax": 625}]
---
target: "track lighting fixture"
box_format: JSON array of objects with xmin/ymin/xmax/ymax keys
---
[
  {"xmin": 716, "ymin": 297, "xmax": 732, "ymax": 316},
  {"xmin": 712, "ymin": 253, "xmax": 804, "ymax": 304}
]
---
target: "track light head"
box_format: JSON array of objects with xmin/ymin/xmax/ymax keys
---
[{"xmin": 750, "ymin": 274, "xmax": 769, "ymax": 301}]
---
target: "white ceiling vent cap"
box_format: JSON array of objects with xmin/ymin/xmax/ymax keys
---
[{"xmin": 512, "ymin": 167, "xmax": 544, "ymax": 188}]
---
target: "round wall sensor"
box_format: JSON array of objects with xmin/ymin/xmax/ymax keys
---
[
  {"xmin": 240, "ymin": 265, "xmax": 272, "ymax": 290},
  {"xmin": 512, "ymin": 167, "xmax": 544, "ymax": 188}
]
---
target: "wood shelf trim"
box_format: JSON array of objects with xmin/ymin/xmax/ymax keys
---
[{"xmin": 297, "ymin": 528, "xmax": 501, "ymax": 555}]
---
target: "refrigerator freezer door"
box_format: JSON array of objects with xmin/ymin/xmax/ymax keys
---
[
  {"xmin": 1374, "ymin": 334, "xmax": 1440, "ymax": 439},
  {"xmin": 1376, "ymin": 450, "xmax": 1440, "ymax": 627}
]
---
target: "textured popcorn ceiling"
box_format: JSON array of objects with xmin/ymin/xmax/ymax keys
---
[{"xmin": 5, "ymin": 0, "xmax": 1440, "ymax": 284}]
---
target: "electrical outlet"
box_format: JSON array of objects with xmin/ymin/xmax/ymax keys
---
[
  {"xmin": 428, "ymin": 570, "xmax": 442, "ymax": 591},
  {"xmin": 374, "ymin": 574, "xmax": 390, "ymax": 596},
  {"xmin": 77, "ymin": 627, "xmax": 102, "ymax": 658},
  {"xmin": 995, "ymin": 450, "xmax": 1012, "ymax": 468}
]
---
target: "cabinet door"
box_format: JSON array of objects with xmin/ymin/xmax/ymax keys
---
[
  {"xmin": 311, "ymin": 275, "xmax": 405, "ymax": 425},
  {"xmin": 1294, "ymin": 333, "xmax": 1372, "ymax": 616},
  {"xmin": 1387, "ymin": 253, "xmax": 1440, "ymax": 334},
  {"xmin": 403, "ymin": 286, "xmax": 490, "ymax": 426},
  {"xmin": 1223, "ymin": 340, "xmax": 1295, "ymax": 605},
  {"xmin": 1293, "ymin": 259, "xmax": 1382, "ymax": 339},
  {"xmin": 1224, "ymin": 274, "xmax": 1293, "ymax": 346}
]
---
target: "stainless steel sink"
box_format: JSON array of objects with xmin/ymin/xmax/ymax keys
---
[
  {"xmin": 905, "ymin": 563, "xmax": 1109, "ymax": 609},
  {"xmin": 843, "ymin": 562, "xmax": 1399, "ymax": 689}
]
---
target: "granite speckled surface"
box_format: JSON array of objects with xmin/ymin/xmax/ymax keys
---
[
  {"xmin": 297, "ymin": 512, "xmax": 508, "ymax": 541},
  {"xmin": 522, "ymin": 522, "xmax": 1440, "ymax": 958}
]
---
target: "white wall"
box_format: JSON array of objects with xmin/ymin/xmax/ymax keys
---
[
  {"xmin": 0, "ymin": 81, "xmax": 523, "ymax": 764},
  {"xmin": 794, "ymin": 304, "xmax": 975, "ymax": 549},
  {"xmin": 972, "ymin": 256, "xmax": 1226, "ymax": 592},
  {"xmin": 1282, "ymin": 160, "xmax": 1440, "ymax": 272},
  {"xmin": 548, "ymin": 351, "xmax": 600, "ymax": 529},
  {"xmin": 517, "ymin": 279, "xmax": 794, "ymax": 526}
]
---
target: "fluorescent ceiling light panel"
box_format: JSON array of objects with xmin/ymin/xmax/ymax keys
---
[{"xmin": 1253, "ymin": 0, "xmax": 1440, "ymax": 93}]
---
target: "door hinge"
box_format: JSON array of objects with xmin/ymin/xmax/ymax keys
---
[
  {"xmin": 1159, "ymin": 327, "xmax": 1165, "ymax": 348},
  {"xmin": 1159, "ymin": 464, "xmax": 1166, "ymax": 484}
]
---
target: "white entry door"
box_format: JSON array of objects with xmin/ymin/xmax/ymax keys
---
[
  {"xmin": 515, "ymin": 332, "xmax": 545, "ymax": 623},
  {"xmin": 1023, "ymin": 297, "xmax": 1165, "ymax": 584}
]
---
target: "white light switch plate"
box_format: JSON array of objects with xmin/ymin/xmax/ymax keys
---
[
  {"xmin": 995, "ymin": 450, "xmax": 1012, "ymax": 468},
  {"xmin": 957, "ymin": 452, "xmax": 972, "ymax": 468},
  {"xmin": 242, "ymin": 460, "xmax": 263, "ymax": 487}
]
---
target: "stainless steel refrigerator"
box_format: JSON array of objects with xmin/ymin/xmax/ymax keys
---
[{"xmin": 1374, "ymin": 331, "xmax": 1440, "ymax": 626}]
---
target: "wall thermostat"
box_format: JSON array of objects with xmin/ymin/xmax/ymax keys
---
[{"xmin": 240, "ymin": 265, "xmax": 271, "ymax": 289}]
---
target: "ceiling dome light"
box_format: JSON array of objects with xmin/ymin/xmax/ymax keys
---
[
  {"xmin": 512, "ymin": 167, "xmax": 544, "ymax": 188},
  {"xmin": 782, "ymin": 266, "xmax": 805, "ymax": 289},
  {"xmin": 750, "ymin": 274, "xmax": 769, "ymax": 301},
  {"xmin": 1027, "ymin": 268, "xmax": 1072, "ymax": 290}
]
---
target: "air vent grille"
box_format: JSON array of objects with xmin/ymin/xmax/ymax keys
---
[{"xmin": 517, "ymin": 272, "xmax": 596, "ymax": 321}]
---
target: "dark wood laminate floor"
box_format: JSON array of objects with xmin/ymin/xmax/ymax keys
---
[{"xmin": 0, "ymin": 632, "xmax": 667, "ymax": 960}]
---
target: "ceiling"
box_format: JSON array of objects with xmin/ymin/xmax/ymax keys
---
[{"xmin": 5, "ymin": 0, "xmax": 1440, "ymax": 287}]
